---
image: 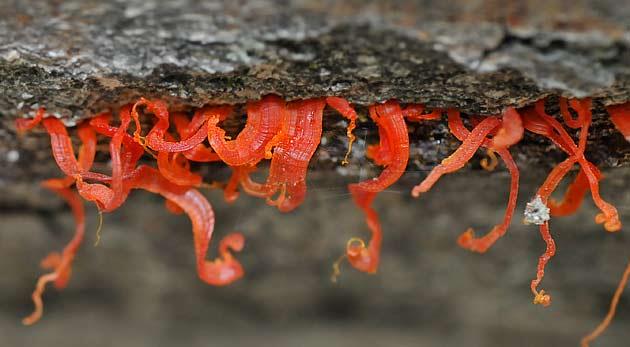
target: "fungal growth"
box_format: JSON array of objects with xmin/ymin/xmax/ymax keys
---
[
  {"xmin": 243, "ymin": 99, "xmax": 326, "ymax": 212},
  {"xmin": 521, "ymin": 99, "xmax": 621, "ymax": 307},
  {"xmin": 581, "ymin": 261, "xmax": 630, "ymax": 347},
  {"xmin": 333, "ymin": 100, "xmax": 409, "ymax": 278},
  {"xmin": 15, "ymin": 93, "xmax": 627, "ymax": 343},
  {"xmin": 606, "ymin": 102, "xmax": 630, "ymax": 142}
]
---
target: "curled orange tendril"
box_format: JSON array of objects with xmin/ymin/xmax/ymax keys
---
[
  {"xmin": 209, "ymin": 96, "xmax": 356, "ymax": 203},
  {"xmin": 412, "ymin": 114, "xmax": 501, "ymax": 197},
  {"xmin": 325, "ymin": 96, "xmax": 358, "ymax": 164},
  {"xmin": 21, "ymin": 121, "xmax": 96, "ymax": 325},
  {"xmin": 129, "ymin": 166, "xmax": 245, "ymax": 286},
  {"xmin": 606, "ymin": 102, "xmax": 630, "ymax": 142},
  {"xmin": 534, "ymin": 99, "xmax": 620, "ymax": 233},
  {"xmin": 446, "ymin": 108, "xmax": 522, "ymax": 253},
  {"xmin": 23, "ymin": 182, "xmax": 86, "ymax": 326},
  {"xmin": 15, "ymin": 108, "xmax": 45, "ymax": 133},
  {"xmin": 242, "ymin": 99, "xmax": 326, "ymax": 212},
  {"xmin": 14, "ymin": 95, "xmax": 626, "ymax": 336},
  {"xmin": 522, "ymin": 98, "xmax": 622, "ymax": 307},
  {"xmin": 18, "ymin": 106, "xmax": 245, "ymax": 324},
  {"xmin": 581, "ymin": 261, "xmax": 630, "ymax": 347},
  {"xmin": 333, "ymin": 100, "xmax": 409, "ymax": 279},
  {"xmin": 402, "ymin": 104, "xmax": 442, "ymax": 122},
  {"xmin": 131, "ymin": 98, "xmax": 209, "ymax": 152},
  {"xmin": 207, "ymin": 95, "xmax": 285, "ymax": 167}
]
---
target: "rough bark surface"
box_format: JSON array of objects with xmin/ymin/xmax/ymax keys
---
[
  {"xmin": 1, "ymin": 0, "xmax": 630, "ymax": 183},
  {"xmin": 1, "ymin": 0, "xmax": 630, "ymax": 117}
]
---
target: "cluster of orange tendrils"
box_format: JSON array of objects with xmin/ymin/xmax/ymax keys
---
[
  {"xmin": 15, "ymin": 95, "xmax": 360, "ymax": 324},
  {"xmin": 15, "ymin": 96, "xmax": 628, "ymax": 339}
]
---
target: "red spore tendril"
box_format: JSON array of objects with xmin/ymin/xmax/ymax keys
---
[
  {"xmin": 22, "ymin": 183, "xmax": 86, "ymax": 326},
  {"xmin": 131, "ymin": 98, "xmax": 209, "ymax": 153},
  {"xmin": 23, "ymin": 119, "xmax": 97, "ymax": 325},
  {"xmin": 14, "ymin": 94, "xmax": 625, "ymax": 330},
  {"xmin": 606, "ymin": 102, "xmax": 630, "ymax": 142},
  {"xmin": 534, "ymin": 99, "xmax": 620, "ymax": 232},
  {"xmin": 447, "ymin": 108, "xmax": 522, "ymax": 253},
  {"xmin": 243, "ymin": 99, "xmax": 326, "ymax": 212},
  {"xmin": 411, "ymin": 115, "xmax": 501, "ymax": 197},
  {"xmin": 207, "ymin": 95, "xmax": 283, "ymax": 167},
  {"xmin": 129, "ymin": 166, "xmax": 245, "ymax": 286},
  {"xmin": 402, "ymin": 104, "xmax": 442, "ymax": 122},
  {"xmin": 335, "ymin": 100, "xmax": 409, "ymax": 278},
  {"xmin": 325, "ymin": 96, "xmax": 358, "ymax": 164},
  {"xmin": 581, "ymin": 261, "xmax": 630, "ymax": 347},
  {"xmin": 15, "ymin": 108, "xmax": 45, "ymax": 133},
  {"xmin": 524, "ymin": 98, "xmax": 621, "ymax": 307}
]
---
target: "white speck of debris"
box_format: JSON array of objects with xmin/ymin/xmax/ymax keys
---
[
  {"xmin": 46, "ymin": 50, "xmax": 65, "ymax": 58},
  {"xmin": 328, "ymin": 82, "xmax": 350, "ymax": 92},
  {"xmin": 5, "ymin": 50, "xmax": 20, "ymax": 61},
  {"xmin": 524, "ymin": 195, "xmax": 550, "ymax": 225},
  {"xmin": 6, "ymin": 150, "xmax": 19, "ymax": 163}
]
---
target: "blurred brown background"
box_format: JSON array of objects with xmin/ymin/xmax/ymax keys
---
[{"xmin": 1, "ymin": 167, "xmax": 629, "ymax": 347}]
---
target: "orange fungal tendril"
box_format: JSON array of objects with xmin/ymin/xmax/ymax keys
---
[
  {"xmin": 522, "ymin": 98, "xmax": 621, "ymax": 307},
  {"xmin": 15, "ymin": 108, "xmax": 45, "ymax": 133},
  {"xmin": 170, "ymin": 109, "xmax": 226, "ymax": 163},
  {"xmin": 581, "ymin": 261, "xmax": 630, "ymax": 347},
  {"xmin": 131, "ymin": 98, "xmax": 209, "ymax": 153},
  {"xmin": 333, "ymin": 100, "xmax": 409, "ymax": 279},
  {"xmin": 207, "ymin": 95, "xmax": 285, "ymax": 167},
  {"xmin": 23, "ymin": 182, "xmax": 86, "ymax": 326},
  {"xmin": 14, "ymin": 94, "xmax": 626, "ymax": 333},
  {"xmin": 325, "ymin": 96, "xmax": 358, "ymax": 164},
  {"xmin": 446, "ymin": 109, "xmax": 521, "ymax": 254},
  {"xmin": 242, "ymin": 99, "xmax": 326, "ymax": 212},
  {"xmin": 129, "ymin": 165, "xmax": 245, "ymax": 286},
  {"xmin": 412, "ymin": 115, "xmax": 501, "ymax": 197},
  {"xmin": 606, "ymin": 102, "xmax": 630, "ymax": 142}
]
